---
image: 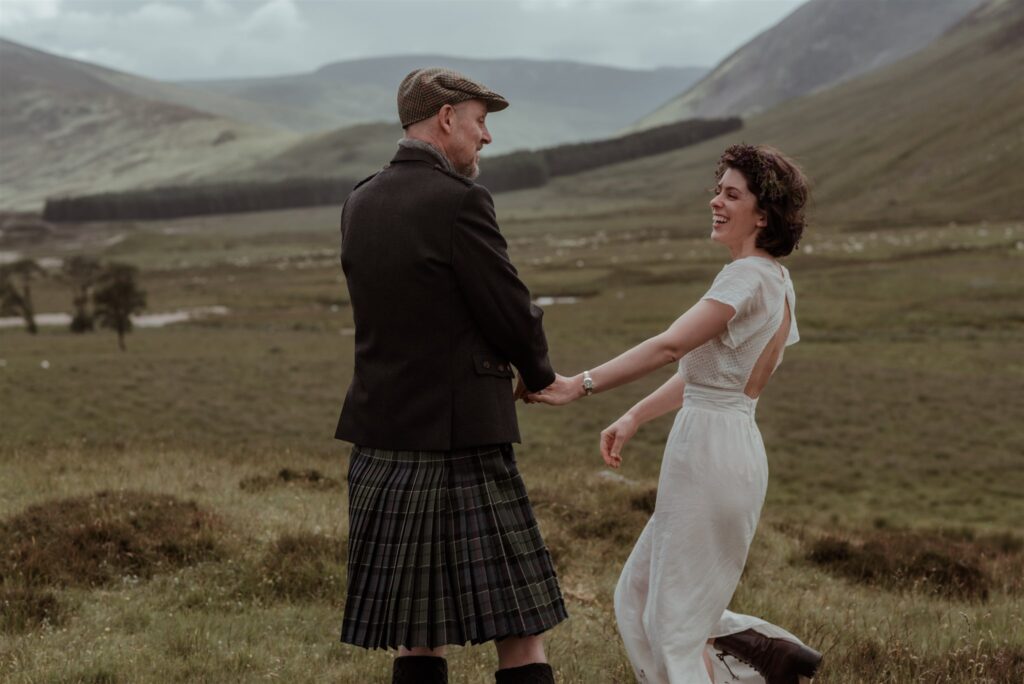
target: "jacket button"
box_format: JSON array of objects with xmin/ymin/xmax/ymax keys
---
[
  {"xmin": 483, "ymin": 361, "xmax": 491, "ymax": 368},
  {"xmin": 497, "ymin": 364, "xmax": 506, "ymax": 371}
]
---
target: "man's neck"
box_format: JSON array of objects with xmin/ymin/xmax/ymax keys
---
[{"xmin": 399, "ymin": 136, "xmax": 455, "ymax": 175}]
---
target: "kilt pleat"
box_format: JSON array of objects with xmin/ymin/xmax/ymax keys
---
[{"xmin": 341, "ymin": 444, "xmax": 567, "ymax": 650}]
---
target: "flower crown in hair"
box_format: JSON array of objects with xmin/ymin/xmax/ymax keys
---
[{"xmin": 718, "ymin": 144, "xmax": 785, "ymax": 204}]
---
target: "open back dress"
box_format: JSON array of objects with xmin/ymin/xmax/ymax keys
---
[{"xmin": 614, "ymin": 256, "xmax": 811, "ymax": 683}]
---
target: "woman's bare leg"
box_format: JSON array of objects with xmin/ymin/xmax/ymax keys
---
[{"xmin": 705, "ymin": 639, "xmax": 716, "ymax": 682}]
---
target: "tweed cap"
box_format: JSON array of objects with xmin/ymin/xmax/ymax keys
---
[{"xmin": 398, "ymin": 67, "xmax": 509, "ymax": 127}]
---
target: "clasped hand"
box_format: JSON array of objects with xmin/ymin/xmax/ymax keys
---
[
  {"xmin": 520, "ymin": 373, "xmax": 580, "ymax": 406},
  {"xmin": 514, "ymin": 373, "xmax": 638, "ymax": 469}
]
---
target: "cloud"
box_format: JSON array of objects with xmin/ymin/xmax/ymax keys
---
[
  {"xmin": 0, "ymin": 0, "xmax": 807, "ymax": 80},
  {"xmin": 202, "ymin": 0, "xmax": 235, "ymax": 18},
  {"xmin": 241, "ymin": 0, "xmax": 304, "ymax": 38},
  {"xmin": 0, "ymin": 0, "xmax": 61, "ymax": 28},
  {"xmin": 130, "ymin": 2, "xmax": 194, "ymax": 27}
]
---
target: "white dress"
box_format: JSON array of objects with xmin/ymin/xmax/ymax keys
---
[{"xmin": 615, "ymin": 256, "xmax": 810, "ymax": 684}]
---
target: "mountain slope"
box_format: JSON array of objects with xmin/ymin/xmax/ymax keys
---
[
  {"xmin": 180, "ymin": 56, "xmax": 706, "ymax": 153},
  {"xmin": 0, "ymin": 38, "xmax": 299, "ymax": 210},
  {"xmin": 499, "ymin": 0, "xmax": 1024, "ymax": 231},
  {"xmin": 634, "ymin": 0, "xmax": 982, "ymax": 130},
  {"xmin": 217, "ymin": 122, "xmax": 400, "ymax": 183}
]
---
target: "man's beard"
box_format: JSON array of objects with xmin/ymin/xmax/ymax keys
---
[{"xmin": 456, "ymin": 159, "xmax": 479, "ymax": 180}]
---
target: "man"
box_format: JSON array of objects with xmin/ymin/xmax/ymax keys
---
[{"xmin": 336, "ymin": 68, "xmax": 570, "ymax": 684}]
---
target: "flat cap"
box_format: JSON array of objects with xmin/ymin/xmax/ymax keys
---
[{"xmin": 397, "ymin": 67, "xmax": 509, "ymax": 128}]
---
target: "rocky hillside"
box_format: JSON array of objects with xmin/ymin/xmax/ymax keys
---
[
  {"xmin": 180, "ymin": 56, "xmax": 706, "ymax": 153},
  {"xmin": 0, "ymin": 38, "xmax": 298, "ymax": 210},
  {"xmin": 500, "ymin": 0, "xmax": 1024, "ymax": 230},
  {"xmin": 634, "ymin": 0, "xmax": 982, "ymax": 129},
  {"xmin": 0, "ymin": 41, "xmax": 704, "ymax": 209}
]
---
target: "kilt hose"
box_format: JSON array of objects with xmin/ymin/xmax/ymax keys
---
[{"xmin": 340, "ymin": 444, "xmax": 568, "ymax": 650}]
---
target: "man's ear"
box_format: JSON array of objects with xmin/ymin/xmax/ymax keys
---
[{"xmin": 437, "ymin": 104, "xmax": 456, "ymax": 134}]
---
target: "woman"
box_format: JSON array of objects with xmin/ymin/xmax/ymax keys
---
[{"xmin": 529, "ymin": 144, "xmax": 822, "ymax": 683}]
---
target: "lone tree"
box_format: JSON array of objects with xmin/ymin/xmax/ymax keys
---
[
  {"xmin": 61, "ymin": 255, "xmax": 102, "ymax": 332},
  {"xmin": 0, "ymin": 258, "xmax": 45, "ymax": 334},
  {"xmin": 93, "ymin": 262, "xmax": 146, "ymax": 351}
]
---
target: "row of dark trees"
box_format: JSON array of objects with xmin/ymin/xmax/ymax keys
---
[
  {"xmin": 480, "ymin": 116, "xmax": 743, "ymax": 190},
  {"xmin": 42, "ymin": 117, "xmax": 743, "ymax": 223},
  {"xmin": 43, "ymin": 177, "xmax": 357, "ymax": 223},
  {"xmin": 0, "ymin": 256, "xmax": 146, "ymax": 350}
]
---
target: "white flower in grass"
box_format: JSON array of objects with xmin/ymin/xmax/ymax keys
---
[{"xmin": 40, "ymin": 360, "xmax": 50, "ymax": 369}]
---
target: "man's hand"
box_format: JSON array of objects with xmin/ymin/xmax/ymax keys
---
[
  {"xmin": 525, "ymin": 373, "xmax": 582, "ymax": 406},
  {"xmin": 600, "ymin": 413, "xmax": 638, "ymax": 469}
]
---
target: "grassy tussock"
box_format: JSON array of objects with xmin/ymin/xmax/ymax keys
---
[
  {"xmin": 256, "ymin": 532, "xmax": 346, "ymax": 603},
  {"xmin": 0, "ymin": 490, "xmax": 223, "ymax": 589},
  {"xmin": 0, "ymin": 587, "xmax": 66, "ymax": 634},
  {"xmin": 239, "ymin": 467, "xmax": 341, "ymax": 492},
  {"xmin": 805, "ymin": 528, "xmax": 1023, "ymax": 601},
  {"xmin": 827, "ymin": 635, "xmax": 1024, "ymax": 683}
]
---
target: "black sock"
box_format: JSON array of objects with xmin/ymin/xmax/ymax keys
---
[
  {"xmin": 495, "ymin": 662, "xmax": 554, "ymax": 684},
  {"xmin": 393, "ymin": 655, "xmax": 448, "ymax": 684}
]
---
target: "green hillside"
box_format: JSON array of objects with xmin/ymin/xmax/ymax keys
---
[
  {"xmin": 635, "ymin": 0, "xmax": 980, "ymax": 128},
  {"xmin": 499, "ymin": 0, "xmax": 1024, "ymax": 234},
  {"xmin": 212, "ymin": 122, "xmax": 401, "ymax": 183},
  {"xmin": 181, "ymin": 56, "xmax": 705, "ymax": 154}
]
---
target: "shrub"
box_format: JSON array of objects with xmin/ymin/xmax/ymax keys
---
[
  {"xmin": 239, "ymin": 468, "xmax": 341, "ymax": 493},
  {"xmin": 804, "ymin": 528, "xmax": 1010, "ymax": 601},
  {"xmin": 0, "ymin": 490, "xmax": 223, "ymax": 588},
  {"xmin": 258, "ymin": 532, "xmax": 346, "ymax": 603},
  {"xmin": 0, "ymin": 587, "xmax": 66, "ymax": 633}
]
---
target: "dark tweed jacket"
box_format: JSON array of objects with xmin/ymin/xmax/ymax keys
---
[{"xmin": 335, "ymin": 146, "xmax": 555, "ymax": 451}]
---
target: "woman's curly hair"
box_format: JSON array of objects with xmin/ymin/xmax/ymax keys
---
[{"xmin": 715, "ymin": 144, "xmax": 809, "ymax": 257}]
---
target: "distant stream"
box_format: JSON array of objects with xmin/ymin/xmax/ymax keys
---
[{"xmin": 0, "ymin": 306, "xmax": 229, "ymax": 330}]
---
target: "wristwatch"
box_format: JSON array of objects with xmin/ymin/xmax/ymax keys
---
[{"xmin": 582, "ymin": 370, "xmax": 594, "ymax": 396}]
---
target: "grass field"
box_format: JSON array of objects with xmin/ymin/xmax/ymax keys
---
[{"xmin": 1, "ymin": 203, "xmax": 1022, "ymax": 683}]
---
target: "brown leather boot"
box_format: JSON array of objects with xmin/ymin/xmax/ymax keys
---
[
  {"xmin": 392, "ymin": 655, "xmax": 448, "ymax": 684},
  {"xmin": 713, "ymin": 629, "xmax": 821, "ymax": 684},
  {"xmin": 494, "ymin": 663, "xmax": 555, "ymax": 684}
]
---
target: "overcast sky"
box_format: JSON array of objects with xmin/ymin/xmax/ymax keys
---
[{"xmin": 0, "ymin": 0, "xmax": 807, "ymax": 81}]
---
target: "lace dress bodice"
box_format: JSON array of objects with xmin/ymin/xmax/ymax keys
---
[{"xmin": 679, "ymin": 256, "xmax": 799, "ymax": 392}]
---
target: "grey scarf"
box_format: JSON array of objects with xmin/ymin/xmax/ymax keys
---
[{"xmin": 397, "ymin": 137, "xmax": 461, "ymax": 177}]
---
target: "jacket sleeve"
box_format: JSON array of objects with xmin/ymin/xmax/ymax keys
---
[{"xmin": 451, "ymin": 184, "xmax": 555, "ymax": 391}]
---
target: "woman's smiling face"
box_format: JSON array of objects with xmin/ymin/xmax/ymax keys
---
[{"xmin": 709, "ymin": 167, "xmax": 766, "ymax": 249}]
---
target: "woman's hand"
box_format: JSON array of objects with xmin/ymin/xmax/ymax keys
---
[
  {"xmin": 526, "ymin": 373, "xmax": 582, "ymax": 406},
  {"xmin": 601, "ymin": 413, "xmax": 638, "ymax": 469}
]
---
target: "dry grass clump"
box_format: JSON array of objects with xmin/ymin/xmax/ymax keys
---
[
  {"xmin": 630, "ymin": 488, "xmax": 657, "ymax": 515},
  {"xmin": 239, "ymin": 467, "xmax": 340, "ymax": 492},
  {"xmin": 0, "ymin": 490, "xmax": 224, "ymax": 589},
  {"xmin": 0, "ymin": 587, "xmax": 66, "ymax": 633},
  {"xmin": 257, "ymin": 532, "xmax": 346, "ymax": 603},
  {"xmin": 567, "ymin": 488, "xmax": 648, "ymax": 545},
  {"xmin": 832, "ymin": 635, "xmax": 1024, "ymax": 683},
  {"xmin": 806, "ymin": 528, "xmax": 1023, "ymax": 601}
]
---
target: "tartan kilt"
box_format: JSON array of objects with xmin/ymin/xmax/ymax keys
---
[{"xmin": 340, "ymin": 444, "xmax": 568, "ymax": 650}]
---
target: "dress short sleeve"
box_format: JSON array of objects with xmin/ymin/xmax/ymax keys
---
[
  {"xmin": 702, "ymin": 261, "xmax": 764, "ymax": 349},
  {"xmin": 784, "ymin": 278, "xmax": 800, "ymax": 347}
]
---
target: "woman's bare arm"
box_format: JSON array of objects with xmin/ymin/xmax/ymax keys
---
[
  {"xmin": 529, "ymin": 299, "xmax": 733, "ymax": 405},
  {"xmin": 600, "ymin": 373, "xmax": 686, "ymax": 468}
]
